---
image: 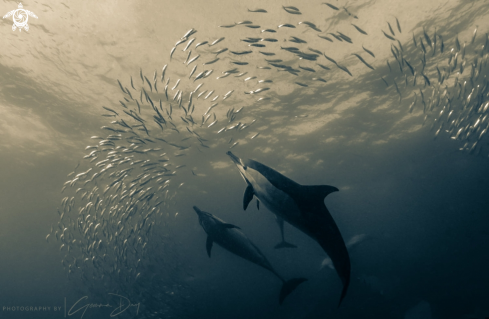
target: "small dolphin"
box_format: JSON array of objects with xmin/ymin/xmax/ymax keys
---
[
  {"xmin": 226, "ymin": 151, "xmax": 350, "ymax": 306},
  {"xmin": 193, "ymin": 206, "xmax": 307, "ymax": 304},
  {"xmin": 274, "ymin": 217, "xmax": 298, "ymax": 249}
]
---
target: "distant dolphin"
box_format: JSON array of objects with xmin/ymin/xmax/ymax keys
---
[
  {"xmin": 193, "ymin": 206, "xmax": 307, "ymax": 304},
  {"xmin": 320, "ymin": 234, "xmax": 369, "ymax": 270},
  {"xmin": 226, "ymin": 151, "xmax": 350, "ymax": 306}
]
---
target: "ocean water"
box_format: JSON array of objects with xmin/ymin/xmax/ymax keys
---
[{"xmin": 1, "ymin": 0, "xmax": 489, "ymax": 318}]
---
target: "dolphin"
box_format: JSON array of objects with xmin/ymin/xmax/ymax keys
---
[
  {"xmin": 274, "ymin": 216, "xmax": 298, "ymax": 249},
  {"xmin": 226, "ymin": 151, "xmax": 350, "ymax": 306},
  {"xmin": 193, "ymin": 206, "xmax": 307, "ymax": 304}
]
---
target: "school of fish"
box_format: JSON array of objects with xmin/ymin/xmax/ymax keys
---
[{"xmin": 46, "ymin": 3, "xmax": 488, "ymax": 317}]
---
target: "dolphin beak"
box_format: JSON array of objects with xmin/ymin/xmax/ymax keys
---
[
  {"xmin": 193, "ymin": 206, "xmax": 203, "ymax": 216},
  {"xmin": 226, "ymin": 151, "xmax": 242, "ymax": 166}
]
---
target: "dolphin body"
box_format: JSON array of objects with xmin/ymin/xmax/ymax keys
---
[
  {"xmin": 193, "ymin": 206, "xmax": 307, "ymax": 304},
  {"xmin": 226, "ymin": 151, "xmax": 351, "ymax": 306}
]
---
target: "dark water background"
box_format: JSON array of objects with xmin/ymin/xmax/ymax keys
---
[{"xmin": 1, "ymin": 0, "xmax": 489, "ymax": 318}]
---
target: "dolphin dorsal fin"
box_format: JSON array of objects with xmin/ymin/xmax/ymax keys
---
[
  {"xmin": 304, "ymin": 185, "xmax": 339, "ymax": 199},
  {"xmin": 293, "ymin": 185, "xmax": 339, "ymax": 218}
]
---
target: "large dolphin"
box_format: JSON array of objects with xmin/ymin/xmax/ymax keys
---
[
  {"xmin": 226, "ymin": 151, "xmax": 351, "ymax": 306},
  {"xmin": 193, "ymin": 206, "xmax": 307, "ymax": 304}
]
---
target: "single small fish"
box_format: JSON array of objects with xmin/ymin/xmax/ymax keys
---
[
  {"xmin": 362, "ymin": 45, "xmax": 375, "ymax": 58},
  {"xmin": 259, "ymin": 51, "xmax": 276, "ymax": 56},
  {"xmin": 382, "ymin": 31, "xmax": 395, "ymax": 41},
  {"xmin": 352, "ymin": 54, "xmax": 374, "ymax": 70},
  {"xmin": 183, "ymin": 38, "xmax": 196, "ymax": 51},
  {"xmin": 283, "ymin": 5, "xmax": 300, "ymax": 11},
  {"xmin": 318, "ymin": 35, "xmax": 333, "ymax": 42},
  {"xmin": 249, "ymin": 43, "xmax": 266, "ymax": 47},
  {"xmin": 308, "ymin": 47, "xmax": 323, "ymax": 55},
  {"xmin": 220, "ymin": 24, "xmax": 236, "ymax": 28},
  {"xmin": 194, "ymin": 41, "xmax": 209, "ymax": 50},
  {"xmin": 283, "ymin": 7, "xmax": 301, "ymax": 15},
  {"xmin": 422, "ymin": 73, "xmax": 431, "ymax": 86},
  {"xmin": 323, "ymin": 2, "xmax": 339, "ymax": 10},
  {"xmin": 237, "ymin": 20, "xmax": 253, "ymax": 25},
  {"xmin": 471, "ymin": 26, "xmax": 478, "ymax": 44},
  {"xmin": 290, "ymin": 36, "xmax": 307, "ymax": 44},
  {"xmin": 278, "ymin": 24, "xmax": 296, "ymax": 28},
  {"xmin": 295, "ymin": 82, "xmax": 308, "ymax": 87},
  {"xmin": 423, "ymin": 28, "xmax": 432, "ymax": 48},
  {"xmin": 323, "ymin": 54, "xmax": 337, "ymax": 64},
  {"xmin": 189, "ymin": 65, "xmax": 197, "ymax": 79},
  {"xmin": 408, "ymin": 93, "xmax": 417, "ymax": 113},
  {"xmin": 299, "ymin": 66, "xmax": 316, "ymax": 72},
  {"xmin": 404, "ymin": 59, "xmax": 414, "ymax": 75},
  {"xmin": 170, "ymin": 47, "xmax": 176, "ymax": 59},
  {"xmin": 187, "ymin": 54, "xmax": 201, "ymax": 65},
  {"xmin": 246, "ymin": 25, "xmax": 261, "ymax": 29},
  {"xmin": 396, "ymin": 17, "xmax": 402, "ymax": 33},
  {"xmin": 248, "ymin": 8, "xmax": 267, "ymax": 13},
  {"xmin": 203, "ymin": 58, "xmax": 219, "ymax": 65},
  {"xmin": 336, "ymin": 64, "xmax": 352, "ymax": 76},
  {"xmin": 213, "ymin": 48, "xmax": 228, "ymax": 55},
  {"xmin": 352, "ymin": 24, "xmax": 367, "ymax": 35},
  {"xmin": 261, "ymin": 29, "xmax": 277, "ymax": 33},
  {"xmin": 455, "ymin": 35, "xmax": 461, "ymax": 51},
  {"xmin": 232, "ymin": 61, "xmax": 249, "ymax": 65},
  {"xmin": 412, "ymin": 33, "xmax": 417, "ymax": 47},
  {"xmin": 298, "ymin": 21, "xmax": 321, "ymax": 32},
  {"xmin": 182, "ymin": 28, "xmax": 196, "ymax": 39},
  {"xmin": 419, "ymin": 38, "xmax": 426, "ymax": 54},
  {"xmin": 184, "ymin": 50, "xmax": 192, "ymax": 64},
  {"xmin": 312, "ymin": 77, "xmax": 327, "ymax": 83},
  {"xmin": 230, "ymin": 50, "xmax": 253, "ymax": 55},
  {"xmin": 387, "ymin": 22, "xmax": 395, "ymax": 36},
  {"xmin": 317, "ymin": 63, "xmax": 330, "ymax": 70},
  {"xmin": 210, "ymin": 37, "xmax": 225, "ymax": 46},
  {"xmin": 381, "ymin": 77, "xmax": 388, "ymax": 87}
]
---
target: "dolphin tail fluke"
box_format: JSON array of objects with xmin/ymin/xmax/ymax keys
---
[
  {"xmin": 279, "ymin": 278, "xmax": 307, "ymax": 305},
  {"xmin": 337, "ymin": 274, "xmax": 350, "ymax": 307},
  {"xmin": 274, "ymin": 241, "xmax": 298, "ymax": 249}
]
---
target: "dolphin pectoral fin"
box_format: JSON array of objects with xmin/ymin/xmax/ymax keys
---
[
  {"xmin": 243, "ymin": 185, "xmax": 254, "ymax": 210},
  {"xmin": 222, "ymin": 223, "xmax": 241, "ymax": 229},
  {"xmin": 279, "ymin": 278, "xmax": 307, "ymax": 305},
  {"xmin": 274, "ymin": 241, "xmax": 298, "ymax": 249},
  {"xmin": 256, "ymin": 199, "xmax": 260, "ymax": 210},
  {"xmin": 206, "ymin": 236, "xmax": 213, "ymax": 258}
]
